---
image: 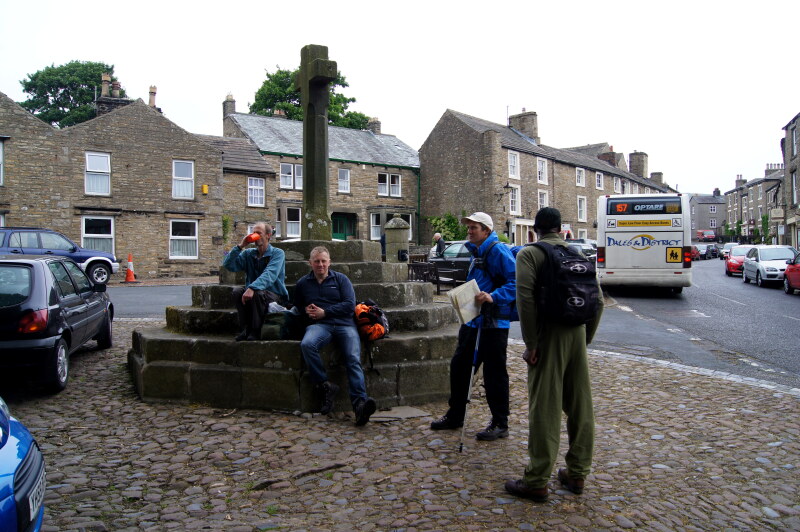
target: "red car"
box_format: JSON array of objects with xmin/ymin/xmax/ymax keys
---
[
  {"xmin": 724, "ymin": 245, "xmax": 755, "ymax": 276},
  {"xmin": 690, "ymin": 245, "xmax": 700, "ymax": 261},
  {"xmin": 785, "ymin": 253, "xmax": 800, "ymax": 294}
]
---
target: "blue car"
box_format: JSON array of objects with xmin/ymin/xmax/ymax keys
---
[
  {"xmin": 0, "ymin": 227, "xmax": 119, "ymax": 284},
  {"xmin": 0, "ymin": 396, "xmax": 46, "ymax": 532}
]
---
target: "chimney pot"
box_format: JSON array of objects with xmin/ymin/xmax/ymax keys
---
[
  {"xmin": 148, "ymin": 86, "xmax": 157, "ymax": 107},
  {"xmin": 111, "ymin": 81, "xmax": 121, "ymax": 98},
  {"xmin": 101, "ymin": 73, "xmax": 111, "ymax": 97},
  {"xmin": 367, "ymin": 117, "xmax": 381, "ymax": 135},
  {"xmin": 222, "ymin": 94, "xmax": 236, "ymax": 119}
]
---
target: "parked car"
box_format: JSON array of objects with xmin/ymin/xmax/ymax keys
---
[
  {"xmin": 706, "ymin": 243, "xmax": 719, "ymax": 258},
  {"xmin": 429, "ymin": 240, "xmax": 471, "ymax": 280},
  {"xmin": 720, "ymin": 242, "xmax": 739, "ymax": 260},
  {"xmin": 0, "ymin": 255, "xmax": 113, "ymax": 391},
  {"xmin": 690, "ymin": 245, "xmax": 700, "ymax": 261},
  {"xmin": 566, "ymin": 238, "xmax": 598, "ymax": 249},
  {"xmin": 695, "ymin": 244, "xmax": 709, "ymax": 259},
  {"xmin": 567, "ymin": 243, "xmax": 597, "ymax": 261},
  {"xmin": 0, "ymin": 396, "xmax": 46, "ymax": 532},
  {"xmin": 742, "ymin": 245, "xmax": 799, "ymax": 287},
  {"xmin": 784, "ymin": 254, "xmax": 800, "ymax": 295},
  {"xmin": 0, "ymin": 227, "xmax": 119, "ymax": 284},
  {"xmin": 724, "ymin": 245, "xmax": 755, "ymax": 276}
]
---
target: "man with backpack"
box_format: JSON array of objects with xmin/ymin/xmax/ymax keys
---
[
  {"xmin": 295, "ymin": 246, "xmax": 377, "ymax": 426},
  {"xmin": 505, "ymin": 207, "xmax": 603, "ymax": 502},
  {"xmin": 430, "ymin": 212, "xmax": 516, "ymax": 441}
]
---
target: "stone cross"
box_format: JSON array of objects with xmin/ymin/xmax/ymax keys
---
[{"xmin": 295, "ymin": 44, "xmax": 337, "ymax": 240}]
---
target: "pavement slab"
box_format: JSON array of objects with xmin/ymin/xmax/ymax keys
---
[{"xmin": 1, "ymin": 318, "xmax": 798, "ymax": 531}]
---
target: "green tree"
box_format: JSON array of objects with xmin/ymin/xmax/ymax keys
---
[
  {"xmin": 735, "ymin": 219, "xmax": 743, "ymax": 237},
  {"xmin": 760, "ymin": 214, "xmax": 771, "ymax": 244},
  {"xmin": 250, "ymin": 67, "xmax": 369, "ymax": 129},
  {"xmin": 427, "ymin": 212, "xmax": 468, "ymax": 242},
  {"xmin": 18, "ymin": 60, "xmax": 123, "ymax": 128}
]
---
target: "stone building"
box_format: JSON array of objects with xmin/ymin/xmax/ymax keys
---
[
  {"xmin": 723, "ymin": 166, "xmax": 783, "ymax": 243},
  {"xmin": 419, "ymin": 109, "xmax": 671, "ymax": 244},
  {"xmin": 689, "ymin": 188, "xmax": 726, "ymax": 240},
  {"xmin": 222, "ymin": 96, "xmax": 419, "ymax": 243},
  {"xmin": 782, "ymin": 113, "xmax": 800, "ymax": 248},
  {"xmin": 0, "ymin": 87, "xmax": 229, "ymax": 278}
]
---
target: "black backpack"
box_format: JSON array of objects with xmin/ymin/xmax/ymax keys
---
[{"xmin": 531, "ymin": 241, "xmax": 599, "ymax": 326}]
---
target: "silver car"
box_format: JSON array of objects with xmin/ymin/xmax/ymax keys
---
[{"xmin": 742, "ymin": 245, "xmax": 799, "ymax": 287}]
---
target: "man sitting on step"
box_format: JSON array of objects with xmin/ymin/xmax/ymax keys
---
[
  {"xmin": 294, "ymin": 246, "xmax": 376, "ymax": 426},
  {"xmin": 222, "ymin": 222, "xmax": 289, "ymax": 341}
]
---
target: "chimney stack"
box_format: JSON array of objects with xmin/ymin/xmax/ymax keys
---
[
  {"xmin": 148, "ymin": 86, "xmax": 157, "ymax": 107},
  {"xmin": 101, "ymin": 73, "xmax": 111, "ymax": 97},
  {"xmin": 713, "ymin": 187, "xmax": 721, "ymax": 196},
  {"xmin": 222, "ymin": 94, "xmax": 236, "ymax": 119},
  {"xmin": 650, "ymin": 172, "xmax": 663, "ymax": 185},
  {"xmin": 273, "ymin": 109, "xmax": 287, "ymax": 119},
  {"xmin": 111, "ymin": 81, "xmax": 121, "ymax": 98},
  {"xmin": 629, "ymin": 151, "xmax": 648, "ymax": 178},
  {"xmin": 367, "ymin": 117, "xmax": 381, "ymax": 135},
  {"xmin": 735, "ymin": 174, "xmax": 747, "ymax": 188},
  {"xmin": 508, "ymin": 110, "xmax": 540, "ymax": 144}
]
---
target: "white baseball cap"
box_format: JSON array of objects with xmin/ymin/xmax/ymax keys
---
[{"xmin": 461, "ymin": 212, "xmax": 494, "ymax": 231}]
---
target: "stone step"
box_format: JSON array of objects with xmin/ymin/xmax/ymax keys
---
[
  {"xmin": 165, "ymin": 302, "xmax": 457, "ymax": 336},
  {"xmin": 193, "ymin": 282, "xmax": 435, "ymax": 310},
  {"xmin": 222, "ymin": 261, "xmax": 410, "ymax": 286},
  {"xmin": 128, "ymin": 324, "xmax": 459, "ymax": 412}
]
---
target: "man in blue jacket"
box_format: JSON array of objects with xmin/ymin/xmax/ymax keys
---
[
  {"xmin": 430, "ymin": 212, "xmax": 517, "ymax": 440},
  {"xmin": 294, "ymin": 246, "xmax": 376, "ymax": 426},
  {"xmin": 222, "ymin": 222, "xmax": 289, "ymax": 341}
]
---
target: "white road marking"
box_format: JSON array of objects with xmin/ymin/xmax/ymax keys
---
[
  {"xmin": 711, "ymin": 293, "xmax": 747, "ymax": 306},
  {"xmin": 783, "ymin": 315, "xmax": 800, "ymax": 322},
  {"xmin": 618, "ymin": 305, "xmax": 633, "ymax": 312}
]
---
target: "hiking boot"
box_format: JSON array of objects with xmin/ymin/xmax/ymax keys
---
[
  {"xmin": 354, "ymin": 397, "xmax": 377, "ymax": 426},
  {"xmin": 557, "ymin": 468, "xmax": 585, "ymax": 495},
  {"xmin": 318, "ymin": 381, "xmax": 340, "ymax": 415},
  {"xmin": 476, "ymin": 420, "xmax": 509, "ymax": 441},
  {"xmin": 234, "ymin": 330, "xmax": 249, "ymax": 342},
  {"xmin": 430, "ymin": 413, "xmax": 463, "ymax": 430},
  {"xmin": 504, "ymin": 479, "xmax": 548, "ymax": 502}
]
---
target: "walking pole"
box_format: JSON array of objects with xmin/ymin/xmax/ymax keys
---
[{"xmin": 459, "ymin": 317, "xmax": 483, "ymax": 453}]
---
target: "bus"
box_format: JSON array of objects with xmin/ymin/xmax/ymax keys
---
[{"xmin": 596, "ymin": 194, "xmax": 692, "ymax": 293}]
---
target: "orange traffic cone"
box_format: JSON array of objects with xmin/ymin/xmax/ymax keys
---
[{"xmin": 124, "ymin": 253, "xmax": 140, "ymax": 283}]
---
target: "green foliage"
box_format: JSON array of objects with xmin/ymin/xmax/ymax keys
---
[
  {"xmin": 723, "ymin": 221, "xmax": 732, "ymax": 236},
  {"xmin": 735, "ymin": 219, "xmax": 743, "ymax": 237},
  {"xmin": 760, "ymin": 214, "xmax": 771, "ymax": 244},
  {"xmin": 427, "ymin": 212, "xmax": 467, "ymax": 241},
  {"xmin": 496, "ymin": 233, "xmax": 510, "ymax": 243},
  {"xmin": 221, "ymin": 215, "xmax": 232, "ymax": 244},
  {"xmin": 250, "ymin": 66, "xmax": 369, "ymax": 129},
  {"xmin": 18, "ymin": 60, "xmax": 123, "ymax": 128}
]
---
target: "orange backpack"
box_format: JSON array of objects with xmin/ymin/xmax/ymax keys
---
[{"xmin": 354, "ymin": 300, "xmax": 389, "ymax": 341}]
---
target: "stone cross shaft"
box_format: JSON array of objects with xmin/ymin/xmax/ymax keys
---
[{"xmin": 295, "ymin": 44, "xmax": 337, "ymax": 240}]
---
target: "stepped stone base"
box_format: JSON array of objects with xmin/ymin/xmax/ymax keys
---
[{"xmin": 128, "ymin": 239, "xmax": 460, "ymax": 413}]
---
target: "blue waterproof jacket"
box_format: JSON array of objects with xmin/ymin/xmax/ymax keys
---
[{"xmin": 464, "ymin": 232, "xmax": 517, "ymax": 329}]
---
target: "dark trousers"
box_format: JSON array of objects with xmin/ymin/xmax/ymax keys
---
[
  {"xmin": 447, "ymin": 324, "xmax": 510, "ymax": 426},
  {"xmin": 232, "ymin": 286, "xmax": 278, "ymax": 336}
]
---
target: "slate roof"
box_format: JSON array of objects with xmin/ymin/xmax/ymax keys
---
[
  {"xmin": 692, "ymin": 194, "xmax": 726, "ymax": 204},
  {"xmin": 197, "ymin": 135, "xmax": 274, "ymax": 174},
  {"xmin": 228, "ymin": 113, "xmax": 419, "ymax": 169},
  {"xmin": 446, "ymin": 110, "xmax": 667, "ymax": 191}
]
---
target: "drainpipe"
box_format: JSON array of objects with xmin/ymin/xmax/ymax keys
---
[{"xmin": 415, "ymin": 168, "xmax": 421, "ymax": 246}]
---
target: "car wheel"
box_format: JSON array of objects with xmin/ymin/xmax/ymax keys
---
[
  {"xmin": 743, "ymin": 270, "xmax": 750, "ymax": 283},
  {"xmin": 88, "ymin": 263, "xmax": 111, "ymax": 284},
  {"xmin": 96, "ymin": 313, "xmax": 113, "ymax": 349},
  {"xmin": 672, "ymin": 287, "xmax": 683, "ymax": 295},
  {"xmin": 47, "ymin": 338, "xmax": 69, "ymax": 393},
  {"xmin": 725, "ymin": 268, "xmax": 732, "ymax": 277},
  {"xmin": 756, "ymin": 272, "xmax": 764, "ymax": 287},
  {"xmin": 785, "ymin": 278, "xmax": 795, "ymax": 295}
]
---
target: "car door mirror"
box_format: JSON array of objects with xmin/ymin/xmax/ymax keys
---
[{"xmin": 92, "ymin": 282, "xmax": 107, "ymax": 293}]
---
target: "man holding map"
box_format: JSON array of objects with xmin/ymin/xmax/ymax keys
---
[{"xmin": 430, "ymin": 212, "xmax": 517, "ymax": 441}]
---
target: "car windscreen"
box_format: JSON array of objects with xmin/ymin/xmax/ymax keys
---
[
  {"xmin": 730, "ymin": 246, "xmax": 752, "ymax": 257},
  {"xmin": 760, "ymin": 248, "xmax": 797, "ymax": 261},
  {"xmin": 0, "ymin": 264, "xmax": 32, "ymax": 307},
  {"xmin": 606, "ymin": 197, "xmax": 682, "ymax": 215}
]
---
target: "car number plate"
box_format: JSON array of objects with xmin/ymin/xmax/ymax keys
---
[{"xmin": 28, "ymin": 465, "xmax": 46, "ymax": 520}]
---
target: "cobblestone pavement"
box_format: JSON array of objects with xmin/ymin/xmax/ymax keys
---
[{"xmin": 2, "ymin": 318, "xmax": 799, "ymax": 531}]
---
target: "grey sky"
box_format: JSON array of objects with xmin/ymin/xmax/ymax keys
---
[{"xmin": 2, "ymin": 0, "xmax": 798, "ymax": 194}]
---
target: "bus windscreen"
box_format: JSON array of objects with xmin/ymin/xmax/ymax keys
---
[{"xmin": 607, "ymin": 198, "xmax": 682, "ymax": 215}]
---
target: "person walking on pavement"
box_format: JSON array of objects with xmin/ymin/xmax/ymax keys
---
[
  {"xmin": 222, "ymin": 222, "xmax": 289, "ymax": 341},
  {"xmin": 433, "ymin": 232, "xmax": 447, "ymax": 257},
  {"xmin": 505, "ymin": 207, "xmax": 604, "ymax": 502},
  {"xmin": 430, "ymin": 212, "xmax": 516, "ymax": 440},
  {"xmin": 294, "ymin": 246, "xmax": 377, "ymax": 426}
]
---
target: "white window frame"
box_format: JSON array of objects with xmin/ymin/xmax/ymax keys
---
[
  {"xmin": 378, "ymin": 173, "xmax": 402, "ymax": 197},
  {"xmin": 538, "ymin": 190, "xmax": 549, "ymax": 208},
  {"xmin": 710, "ymin": 218, "xmax": 717, "ymax": 229},
  {"xmin": 280, "ymin": 163, "xmax": 303, "ymax": 190},
  {"xmin": 578, "ymin": 229, "xmax": 588, "ymax": 240},
  {"xmin": 370, "ymin": 213, "xmax": 381, "ymax": 240},
  {"xmin": 247, "ymin": 177, "xmax": 265, "ymax": 207},
  {"xmin": 577, "ymin": 196, "xmax": 587, "ymax": 222},
  {"xmin": 793, "ymin": 127, "xmax": 798, "ymax": 157},
  {"xmin": 536, "ymin": 158, "xmax": 547, "ymax": 184},
  {"xmin": 508, "ymin": 151, "xmax": 520, "ymax": 179},
  {"xmin": 793, "ymin": 171, "xmax": 798, "ymax": 205},
  {"xmin": 575, "ymin": 167, "xmax": 585, "ymax": 187},
  {"xmin": 709, "ymin": 205, "xmax": 717, "ymax": 214},
  {"xmin": 275, "ymin": 209, "xmax": 282, "ymax": 238},
  {"xmin": 172, "ymin": 160, "xmax": 195, "ymax": 200},
  {"xmin": 509, "ymin": 184, "xmax": 521, "ymax": 215},
  {"xmin": 0, "ymin": 214, "xmax": 5, "ymax": 227},
  {"xmin": 169, "ymin": 219, "xmax": 198, "ymax": 259},
  {"xmin": 595, "ymin": 172, "xmax": 603, "ymax": 190},
  {"xmin": 758, "ymin": 184, "xmax": 763, "ymax": 200},
  {"xmin": 614, "ymin": 177, "xmax": 622, "ymax": 194},
  {"xmin": 632, "ymin": 183, "xmax": 639, "ymax": 194},
  {"xmin": 286, "ymin": 207, "xmax": 301, "ymax": 238},
  {"xmin": 81, "ymin": 216, "xmax": 115, "ymax": 255},
  {"xmin": 85, "ymin": 151, "xmax": 111, "ymax": 196},
  {"xmin": 400, "ymin": 213, "xmax": 413, "ymax": 241},
  {"xmin": 338, "ymin": 168, "xmax": 350, "ymax": 193},
  {"xmin": 645, "ymin": 187, "xmax": 651, "ymax": 194}
]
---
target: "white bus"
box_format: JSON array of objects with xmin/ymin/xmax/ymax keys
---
[{"xmin": 596, "ymin": 194, "xmax": 692, "ymax": 293}]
